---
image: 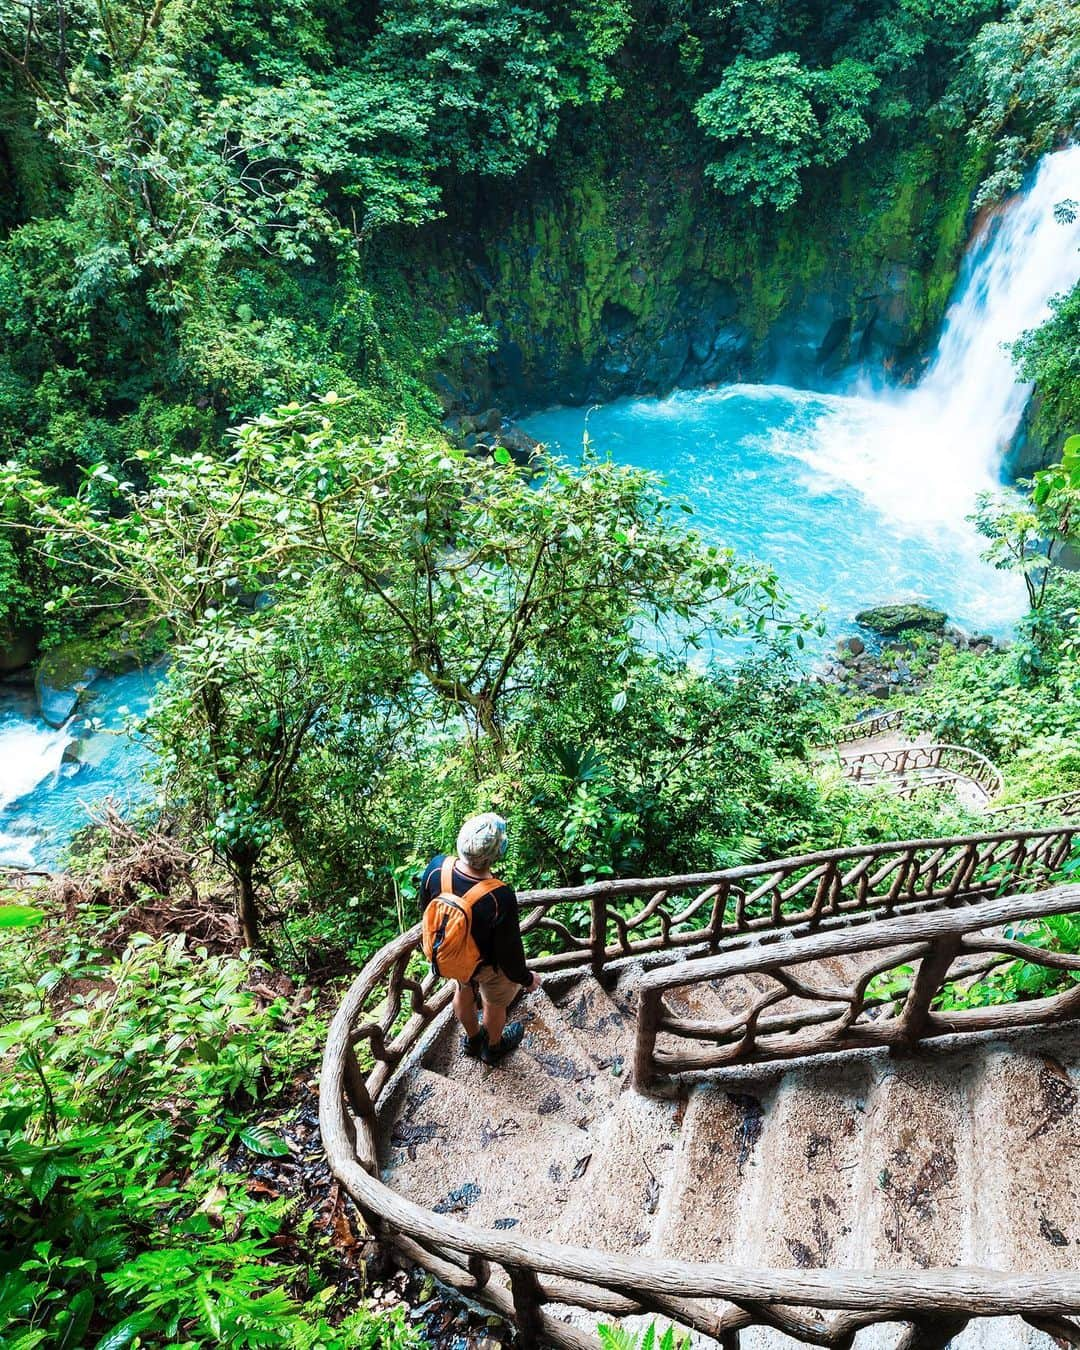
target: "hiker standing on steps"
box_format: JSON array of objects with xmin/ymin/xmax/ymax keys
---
[{"xmin": 420, "ymin": 813, "xmax": 541, "ymax": 1067}]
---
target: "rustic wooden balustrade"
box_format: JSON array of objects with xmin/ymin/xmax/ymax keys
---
[
  {"xmin": 833, "ymin": 709, "xmax": 904, "ymax": 744},
  {"xmin": 840, "ymin": 742, "xmax": 1004, "ymax": 800},
  {"xmin": 985, "ymin": 788, "xmax": 1080, "ymax": 823},
  {"xmin": 319, "ymin": 823, "xmax": 1080, "ymax": 1350},
  {"xmin": 633, "ymin": 882, "xmax": 1080, "ymax": 1087}
]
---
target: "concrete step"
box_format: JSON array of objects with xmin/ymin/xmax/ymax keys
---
[
  {"xmin": 547, "ymin": 972, "xmax": 636, "ymax": 1077},
  {"xmin": 856, "ymin": 1055, "xmax": 970, "ymax": 1273},
  {"xmin": 549, "ymin": 1089, "xmax": 683, "ymax": 1255},
  {"xmin": 967, "ymin": 1030, "xmax": 1080, "ymax": 1270},
  {"xmin": 422, "ymin": 986, "xmax": 624, "ymax": 1129},
  {"xmin": 658, "ymin": 1079, "xmax": 776, "ymax": 1264},
  {"xmin": 378, "ymin": 1067, "xmax": 589, "ymax": 1234},
  {"xmin": 747, "ymin": 1060, "xmax": 868, "ymax": 1271}
]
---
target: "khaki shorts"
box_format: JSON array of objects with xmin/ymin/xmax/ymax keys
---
[{"xmin": 462, "ymin": 963, "xmax": 521, "ymax": 1011}]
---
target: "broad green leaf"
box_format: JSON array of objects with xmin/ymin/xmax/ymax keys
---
[
  {"xmin": 0, "ymin": 906, "xmax": 45, "ymax": 929},
  {"xmin": 238, "ymin": 1124, "xmax": 292, "ymax": 1156},
  {"xmin": 56, "ymin": 1288, "xmax": 95, "ymax": 1350},
  {"xmin": 92, "ymin": 1312, "xmax": 155, "ymax": 1350}
]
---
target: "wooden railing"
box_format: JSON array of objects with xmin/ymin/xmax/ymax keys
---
[
  {"xmin": 319, "ymin": 824, "xmax": 1080, "ymax": 1350},
  {"xmin": 832, "ymin": 709, "xmax": 904, "ymax": 744},
  {"xmin": 841, "ymin": 742, "xmax": 1004, "ymax": 800},
  {"xmin": 634, "ymin": 883, "xmax": 1080, "ymax": 1088},
  {"xmin": 985, "ymin": 789, "xmax": 1080, "ymax": 823}
]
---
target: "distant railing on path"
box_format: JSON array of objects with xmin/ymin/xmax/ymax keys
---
[
  {"xmin": 986, "ymin": 790, "xmax": 1080, "ymax": 823},
  {"xmin": 833, "ymin": 709, "xmax": 904, "ymax": 744},
  {"xmin": 841, "ymin": 742, "xmax": 1004, "ymax": 801}
]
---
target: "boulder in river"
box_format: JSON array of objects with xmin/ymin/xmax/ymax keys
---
[
  {"xmin": 855, "ymin": 603, "xmax": 948, "ymax": 636},
  {"xmin": 35, "ymin": 653, "xmax": 98, "ymax": 728}
]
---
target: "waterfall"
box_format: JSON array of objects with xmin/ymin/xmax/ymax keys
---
[
  {"xmin": 525, "ymin": 147, "xmax": 1080, "ymax": 639},
  {"xmin": 792, "ymin": 144, "xmax": 1080, "ymax": 529},
  {"xmin": 914, "ymin": 146, "xmax": 1080, "ymax": 450},
  {"xmin": 0, "ymin": 719, "xmax": 72, "ymax": 813}
]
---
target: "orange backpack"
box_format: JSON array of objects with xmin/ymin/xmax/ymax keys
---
[{"xmin": 421, "ymin": 857, "xmax": 502, "ymax": 982}]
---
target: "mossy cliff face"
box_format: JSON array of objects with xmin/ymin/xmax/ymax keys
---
[{"xmin": 398, "ymin": 132, "xmax": 986, "ymax": 413}]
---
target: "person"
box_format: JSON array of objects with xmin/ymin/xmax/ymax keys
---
[{"xmin": 420, "ymin": 813, "xmax": 542, "ymax": 1066}]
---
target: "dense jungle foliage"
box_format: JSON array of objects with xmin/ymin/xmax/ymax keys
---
[{"xmin": 2, "ymin": 0, "xmax": 1080, "ymax": 1347}]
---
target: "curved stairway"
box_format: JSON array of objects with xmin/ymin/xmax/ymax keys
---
[
  {"xmin": 833, "ymin": 713, "xmax": 1080, "ymax": 823},
  {"xmin": 322, "ymin": 831, "xmax": 1080, "ymax": 1350},
  {"xmin": 376, "ymin": 962, "xmax": 1080, "ymax": 1349},
  {"xmin": 831, "ymin": 716, "xmax": 1003, "ymax": 810}
]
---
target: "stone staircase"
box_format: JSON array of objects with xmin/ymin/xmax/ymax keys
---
[{"xmin": 377, "ymin": 966, "xmax": 1080, "ymax": 1349}]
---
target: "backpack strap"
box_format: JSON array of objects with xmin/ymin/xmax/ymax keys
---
[
  {"xmin": 459, "ymin": 874, "xmax": 502, "ymax": 928},
  {"xmin": 439, "ymin": 856, "xmax": 456, "ymax": 896},
  {"xmin": 435, "ymin": 855, "xmax": 502, "ymax": 917},
  {"xmin": 461, "ymin": 876, "xmax": 503, "ymax": 907}
]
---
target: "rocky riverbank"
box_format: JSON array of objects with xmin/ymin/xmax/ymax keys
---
[{"xmin": 822, "ymin": 602, "xmax": 1000, "ymax": 700}]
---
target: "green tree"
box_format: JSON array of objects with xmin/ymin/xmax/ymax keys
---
[
  {"xmin": 970, "ymin": 472, "xmax": 1078, "ymax": 611},
  {"xmin": 5, "ymin": 397, "xmax": 800, "ymax": 942},
  {"xmin": 967, "ymin": 0, "xmax": 1080, "ymax": 203},
  {"xmin": 695, "ymin": 53, "xmax": 878, "ymax": 209}
]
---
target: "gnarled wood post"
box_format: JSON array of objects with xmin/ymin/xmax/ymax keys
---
[
  {"xmin": 589, "ymin": 894, "xmax": 607, "ymax": 981},
  {"xmin": 896, "ymin": 1314, "xmax": 970, "ymax": 1349},
  {"xmin": 633, "ymin": 986, "xmax": 663, "ymax": 1093},
  {"xmin": 891, "ymin": 935, "xmax": 961, "ymax": 1054},
  {"xmin": 509, "ymin": 1265, "xmax": 545, "ymax": 1349}
]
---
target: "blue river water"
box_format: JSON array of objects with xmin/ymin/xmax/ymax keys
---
[
  {"xmin": 522, "ymin": 383, "xmax": 1026, "ymax": 647},
  {"xmin": 0, "ymin": 666, "xmax": 161, "ymax": 869}
]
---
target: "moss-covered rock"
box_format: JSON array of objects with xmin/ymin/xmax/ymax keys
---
[
  {"xmin": 855, "ymin": 603, "xmax": 948, "ymax": 636},
  {"xmin": 389, "ymin": 115, "xmax": 988, "ymax": 413},
  {"xmin": 34, "ymin": 615, "xmax": 167, "ymax": 726}
]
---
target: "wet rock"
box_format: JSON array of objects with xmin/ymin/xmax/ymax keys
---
[
  {"xmin": 838, "ymin": 635, "xmax": 865, "ymax": 658},
  {"xmin": 35, "ymin": 662, "xmax": 96, "ymax": 727},
  {"xmin": 432, "ymin": 372, "xmax": 465, "ymax": 413},
  {"xmin": 498, "ymin": 425, "xmax": 542, "ymax": 466},
  {"xmin": 641, "ymin": 328, "xmax": 690, "ymax": 393}
]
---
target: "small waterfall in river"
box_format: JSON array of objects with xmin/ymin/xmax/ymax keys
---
[
  {"xmin": 0, "ymin": 720, "xmax": 71, "ymax": 814},
  {"xmin": 0, "ymin": 667, "xmax": 161, "ymax": 868}
]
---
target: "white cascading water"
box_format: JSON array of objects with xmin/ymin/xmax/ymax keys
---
[
  {"xmin": 0, "ymin": 719, "xmax": 72, "ymax": 814},
  {"xmin": 793, "ymin": 143, "xmax": 1080, "ymax": 527}
]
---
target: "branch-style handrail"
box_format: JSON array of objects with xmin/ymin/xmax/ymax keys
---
[
  {"xmin": 319, "ymin": 824, "xmax": 1080, "ymax": 1349},
  {"xmin": 634, "ymin": 883, "xmax": 1080, "ymax": 1087},
  {"xmin": 832, "ymin": 709, "xmax": 904, "ymax": 745},
  {"xmin": 986, "ymin": 789, "xmax": 1080, "ymax": 822},
  {"xmin": 841, "ymin": 742, "xmax": 1004, "ymax": 799}
]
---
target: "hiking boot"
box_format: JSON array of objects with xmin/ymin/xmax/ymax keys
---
[
  {"xmin": 461, "ymin": 1030, "xmax": 486, "ymax": 1059},
  {"xmin": 481, "ymin": 1021, "xmax": 525, "ymax": 1066}
]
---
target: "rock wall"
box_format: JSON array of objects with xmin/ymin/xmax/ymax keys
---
[{"xmin": 405, "ymin": 136, "xmax": 987, "ymax": 416}]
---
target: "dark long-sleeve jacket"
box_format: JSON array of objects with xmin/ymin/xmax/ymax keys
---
[{"xmin": 419, "ymin": 854, "xmax": 531, "ymax": 985}]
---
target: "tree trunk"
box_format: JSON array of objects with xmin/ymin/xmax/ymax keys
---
[{"xmin": 233, "ymin": 851, "xmax": 260, "ymax": 949}]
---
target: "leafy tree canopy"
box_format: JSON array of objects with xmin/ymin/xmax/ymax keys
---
[{"xmin": 695, "ymin": 53, "xmax": 879, "ymax": 209}]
